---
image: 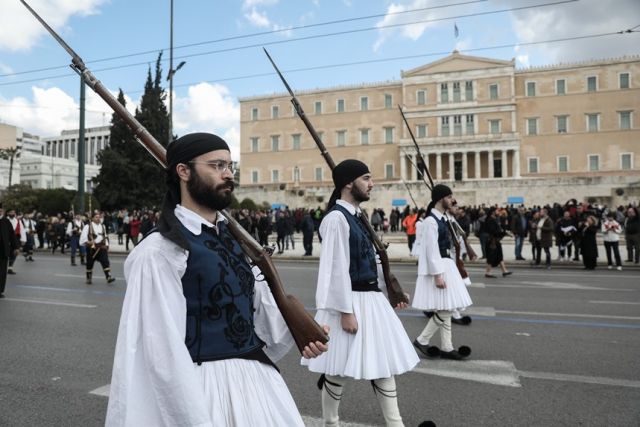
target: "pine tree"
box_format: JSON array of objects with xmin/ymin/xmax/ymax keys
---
[{"xmin": 94, "ymin": 53, "xmax": 170, "ymax": 210}]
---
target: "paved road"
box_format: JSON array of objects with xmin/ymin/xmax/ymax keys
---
[{"xmin": 0, "ymin": 253, "xmax": 638, "ymax": 426}]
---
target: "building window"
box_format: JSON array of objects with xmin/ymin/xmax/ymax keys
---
[
  {"xmin": 315, "ymin": 167, "xmax": 323, "ymax": 181},
  {"xmin": 251, "ymin": 107, "xmax": 258, "ymax": 121},
  {"xmin": 453, "ymin": 115, "xmax": 462, "ymax": 136},
  {"xmin": 271, "ymin": 135, "xmax": 279, "ymax": 152},
  {"xmin": 620, "ymin": 73, "xmax": 630, "ymax": 89},
  {"xmin": 465, "ymin": 81, "xmax": 473, "ymax": 101},
  {"xmin": 466, "ymin": 114, "xmax": 474, "ymax": 135},
  {"xmin": 440, "ymin": 83, "xmax": 448, "ymax": 103},
  {"xmin": 271, "ymin": 105, "xmax": 279, "ymax": 119},
  {"xmin": 588, "ymin": 155, "xmax": 599, "ymax": 171},
  {"xmin": 384, "ymin": 94, "xmax": 392, "ymax": 109},
  {"xmin": 527, "ymin": 118, "xmax": 538, "ymax": 135},
  {"xmin": 385, "ymin": 164, "xmax": 394, "ymax": 179},
  {"xmin": 384, "ymin": 127, "xmax": 394, "ymax": 144},
  {"xmin": 292, "ymin": 134, "xmax": 301, "ymax": 150},
  {"xmin": 360, "ymin": 129, "xmax": 369, "ymax": 145},
  {"xmin": 441, "ymin": 116, "xmax": 450, "ymax": 136},
  {"xmin": 337, "ymin": 99, "xmax": 345, "ymax": 113},
  {"xmin": 360, "ymin": 96, "xmax": 369, "ymax": 111},
  {"xmin": 70, "ymin": 140, "xmax": 76, "ymax": 157},
  {"xmin": 453, "ymin": 82, "xmax": 461, "ymax": 102},
  {"xmin": 251, "ymin": 170, "xmax": 259, "ymax": 183},
  {"xmin": 620, "ymin": 111, "xmax": 632, "ymax": 130},
  {"xmin": 556, "ymin": 115, "xmax": 568, "ymax": 133},
  {"xmin": 293, "ymin": 166, "xmax": 301, "ymax": 182},
  {"xmin": 587, "ymin": 114, "xmax": 599, "ymax": 132},
  {"xmin": 620, "ymin": 153, "xmax": 633, "ymax": 170},
  {"xmin": 314, "ymin": 101, "xmax": 322, "ymax": 115},
  {"xmin": 558, "ymin": 156, "xmax": 568, "ymax": 172},
  {"xmin": 336, "ymin": 130, "xmax": 346, "ymax": 147},
  {"xmin": 490, "ymin": 119, "xmax": 501, "ymax": 134},
  {"xmin": 250, "ymin": 137, "xmax": 259, "ymax": 152},
  {"xmin": 528, "ymin": 157, "xmax": 538, "ymax": 173},
  {"xmin": 416, "ymin": 124, "xmax": 427, "ymax": 138},
  {"xmin": 587, "ymin": 76, "xmax": 597, "ymax": 92},
  {"xmin": 417, "ymin": 90, "xmax": 426, "ymax": 105},
  {"xmin": 526, "ymin": 81, "xmax": 536, "ymax": 97},
  {"xmin": 271, "ymin": 170, "xmax": 279, "ymax": 182},
  {"xmin": 556, "ymin": 79, "xmax": 566, "ymax": 95},
  {"xmin": 489, "ymin": 84, "xmax": 498, "ymax": 100}
]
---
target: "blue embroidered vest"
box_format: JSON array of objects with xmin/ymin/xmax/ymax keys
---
[
  {"xmin": 330, "ymin": 204, "xmax": 379, "ymax": 291},
  {"xmin": 179, "ymin": 221, "xmax": 264, "ymax": 364},
  {"xmin": 430, "ymin": 212, "xmax": 452, "ymax": 258}
]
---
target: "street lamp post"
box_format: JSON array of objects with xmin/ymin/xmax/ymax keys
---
[{"xmin": 167, "ymin": 0, "xmax": 185, "ymax": 142}]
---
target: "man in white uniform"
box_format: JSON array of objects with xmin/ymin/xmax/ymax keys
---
[
  {"xmin": 106, "ymin": 133, "xmax": 327, "ymax": 427},
  {"xmin": 412, "ymin": 184, "xmax": 473, "ymax": 360},
  {"xmin": 303, "ymin": 159, "xmax": 420, "ymax": 427},
  {"xmin": 80, "ymin": 212, "xmax": 114, "ymax": 285}
]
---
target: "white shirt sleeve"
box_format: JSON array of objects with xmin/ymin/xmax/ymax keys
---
[
  {"xmin": 79, "ymin": 225, "xmax": 89, "ymax": 246},
  {"xmin": 418, "ymin": 217, "xmax": 445, "ymax": 276},
  {"xmin": 315, "ymin": 211, "xmax": 353, "ymax": 313},
  {"xmin": 251, "ymin": 265, "xmax": 295, "ymax": 362},
  {"xmin": 106, "ymin": 233, "xmax": 212, "ymax": 427}
]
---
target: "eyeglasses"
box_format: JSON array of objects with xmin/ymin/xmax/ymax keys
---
[{"xmin": 188, "ymin": 160, "xmax": 235, "ymax": 174}]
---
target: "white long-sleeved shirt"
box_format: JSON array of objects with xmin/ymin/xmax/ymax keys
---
[
  {"xmin": 417, "ymin": 209, "xmax": 447, "ymax": 277},
  {"xmin": 105, "ymin": 205, "xmax": 294, "ymax": 427},
  {"xmin": 79, "ymin": 221, "xmax": 108, "ymax": 246}
]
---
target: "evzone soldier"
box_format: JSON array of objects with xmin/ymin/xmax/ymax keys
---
[
  {"xmin": 80, "ymin": 212, "xmax": 115, "ymax": 285},
  {"xmin": 106, "ymin": 133, "xmax": 328, "ymax": 426},
  {"xmin": 413, "ymin": 184, "xmax": 473, "ymax": 360},
  {"xmin": 6, "ymin": 209, "xmax": 26, "ymax": 275},
  {"xmin": 66, "ymin": 214, "xmax": 86, "ymax": 266},
  {"xmin": 20, "ymin": 212, "xmax": 37, "ymax": 262},
  {"xmin": 303, "ymin": 160, "xmax": 420, "ymax": 427}
]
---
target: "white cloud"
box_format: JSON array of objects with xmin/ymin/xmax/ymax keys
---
[
  {"xmin": 507, "ymin": 0, "xmax": 640, "ymax": 65},
  {"xmin": 516, "ymin": 54, "xmax": 530, "ymax": 68},
  {"xmin": 171, "ymin": 83, "xmax": 241, "ymax": 160},
  {"xmin": 0, "ymin": 63, "xmax": 13, "ymax": 75},
  {"xmin": 0, "ymin": 0, "xmax": 107, "ymax": 52},
  {"xmin": 0, "ymin": 86, "xmax": 137, "ymax": 137},
  {"xmin": 244, "ymin": 7, "xmax": 271, "ymax": 28},
  {"xmin": 242, "ymin": 0, "xmax": 279, "ymax": 9},
  {"xmin": 454, "ymin": 37, "xmax": 472, "ymax": 52}
]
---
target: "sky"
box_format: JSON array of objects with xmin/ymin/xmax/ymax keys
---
[{"xmin": 0, "ymin": 0, "xmax": 638, "ymax": 160}]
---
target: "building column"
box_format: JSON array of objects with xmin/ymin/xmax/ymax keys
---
[
  {"xmin": 448, "ymin": 152, "xmax": 455, "ymax": 181},
  {"xmin": 513, "ymin": 149, "xmax": 521, "ymax": 178},
  {"xmin": 488, "ymin": 150, "xmax": 494, "ymax": 179},
  {"xmin": 411, "ymin": 154, "xmax": 417, "ymax": 182},
  {"xmin": 475, "ymin": 151, "xmax": 481, "ymax": 179},
  {"xmin": 501, "ymin": 149, "xmax": 508, "ymax": 178},
  {"xmin": 436, "ymin": 153, "xmax": 442, "ymax": 180},
  {"xmin": 400, "ymin": 153, "xmax": 407, "ymax": 180},
  {"xmin": 462, "ymin": 151, "xmax": 468, "ymax": 180}
]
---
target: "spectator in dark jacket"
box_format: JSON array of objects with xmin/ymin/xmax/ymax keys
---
[
  {"xmin": 301, "ymin": 209, "xmax": 315, "ymax": 256},
  {"xmin": 624, "ymin": 207, "xmax": 640, "ymax": 264},
  {"xmin": 511, "ymin": 206, "xmax": 528, "ymax": 260}
]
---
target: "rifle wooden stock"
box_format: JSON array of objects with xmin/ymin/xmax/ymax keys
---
[
  {"xmin": 265, "ymin": 48, "xmax": 408, "ymax": 307},
  {"xmin": 21, "ymin": 0, "xmax": 328, "ymax": 354}
]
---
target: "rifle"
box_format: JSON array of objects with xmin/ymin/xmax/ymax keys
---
[
  {"xmin": 398, "ymin": 105, "xmax": 471, "ymax": 281},
  {"xmin": 264, "ymin": 48, "xmax": 408, "ymax": 308},
  {"xmin": 21, "ymin": 0, "xmax": 328, "ymax": 354},
  {"xmin": 400, "ymin": 178, "xmax": 419, "ymax": 210}
]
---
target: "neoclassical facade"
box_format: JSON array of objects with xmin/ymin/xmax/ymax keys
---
[{"xmin": 239, "ymin": 52, "xmax": 640, "ymax": 207}]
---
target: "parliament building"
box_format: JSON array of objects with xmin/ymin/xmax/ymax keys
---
[{"xmin": 238, "ymin": 51, "xmax": 640, "ymax": 208}]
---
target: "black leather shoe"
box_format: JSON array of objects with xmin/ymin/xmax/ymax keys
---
[
  {"xmin": 0, "ymin": 293, "xmax": 5, "ymax": 299},
  {"xmin": 440, "ymin": 350, "xmax": 464, "ymax": 360},
  {"xmin": 502, "ymin": 271, "xmax": 513, "ymax": 277},
  {"xmin": 7, "ymin": 269, "xmax": 16, "ymax": 275},
  {"xmin": 413, "ymin": 340, "xmax": 440, "ymax": 358},
  {"xmin": 451, "ymin": 316, "xmax": 472, "ymax": 325}
]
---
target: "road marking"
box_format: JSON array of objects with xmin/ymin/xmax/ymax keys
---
[
  {"xmin": 484, "ymin": 284, "xmax": 635, "ymax": 292},
  {"xmin": 400, "ymin": 307, "xmax": 496, "ymax": 318},
  {"xmin": 468, "ymin": 282, "xmax": 486, "ymax": 288},
  {"xmin": 413, "ymin": 360, "xmax": 640, "ymax": 389},
  {"xmin": 518, "ymin": 371, "xmax": 640, "ymax": 389},
  {"xmin": 0, "ymin": 297, "xmax": 96, "ymax": 308},
  {"xmin": 413, "ymin": 359, "xmax": 522, "ymax": 387},
  {"xmin": 589, "ymin": 300, "xmax": 640, "ymax": 305},
  {"xmin": 496, "ymin": 310, "xmax": 640, "ymax": 321},
  {"xmin": 55, "ymin": 273, "xmax": 124, "ymax": 280},
  {"xmin": 89, "ymin": 384, "xmax": 111, "ymax": 397}
]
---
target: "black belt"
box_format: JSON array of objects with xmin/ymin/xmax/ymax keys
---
[
  {"xmin": 439, "ymin": 248, "xmax": 451, "ymax": 258},
  {"xmin": 352, "ymin": 280, "xmax": 381, "ymax": 292}
]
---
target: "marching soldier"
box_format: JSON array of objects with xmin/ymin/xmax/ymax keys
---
[
  {"xmin": 79, "ymin": 212, "xmax": 115, "ymax": 285},
  {"xmin": 66, "ymin": 213, "xmax": 86, "ymax": 266},
  {"xmin": 21, "ymin": 212, "xmax": 37, "ymax": 262},
  {"xmin": 6, "ymin": 209, "xmax": 26, "ymax": 275}
]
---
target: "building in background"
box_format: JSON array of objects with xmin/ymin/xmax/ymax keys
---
[{"xmin": 238, "ymin": 51, "xmax": 640, "ymax": 208}]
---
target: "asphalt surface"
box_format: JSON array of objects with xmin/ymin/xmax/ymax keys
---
[{"xmin": 0, "ymin": 252, "xmax": 638, "ymax": 426}]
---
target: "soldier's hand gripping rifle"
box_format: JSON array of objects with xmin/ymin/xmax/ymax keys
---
[
  {"xmin": 398, "ymin": 106, "xmax": 471, "ymax": 281},
  {"xmin": 20, "ymin": 0, "xmax": 328, "ymax": 354},
  {"xmin": 264, "ymin": 48, "xmax": 409, "ymax": 308}
]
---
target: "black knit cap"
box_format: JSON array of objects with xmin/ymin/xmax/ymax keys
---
[
  {"xmin": 431, "ymin": 184, "xmax": 452, "ymax": 202},
  {"xmin": 332, "ymin": 159, "xmax": 370, "ymax": 190},
  {"xmin": 166, "ymin": 132, "xmax": 229, "ymax": 170}
]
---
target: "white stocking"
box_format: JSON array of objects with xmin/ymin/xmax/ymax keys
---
[
  {"xmin": 372, "ymin": 376, "xmax": 404, "ymax": 427},
  {"xmin": 321, "ymin": 374, "xmax": 345, "ymax": 427}
]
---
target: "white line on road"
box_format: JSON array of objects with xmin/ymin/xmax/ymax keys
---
[
  {"xmin": 496, "ymin": 310, "xmax": 640, "ymax": 320},
  {"xmin": 518, "ymin": 370, "xmax": 640, "ymax": 388},
  {"xmin": 1, "ymin": 297, "xmax": 96, "ymax": 308},
  {"xmin": 589, "ymin": 300, "xmax": 640, "ymax": 305},
  {"xmin": 89, "ymin": 384, "xmax": 111, "ymax": 397},
  {"xmin": 468, "ymin": 282, "xmax": 486, "ymax": 288},
  {"xmin": 55, "ymin": 273, "xmax": 124, "ymax": 281},
  {"xmin": 484, "ymin": 284, "xmax": 636, "ymax": 292}
]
